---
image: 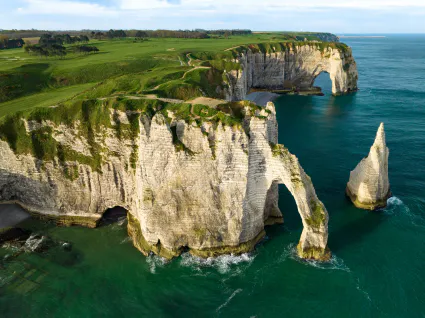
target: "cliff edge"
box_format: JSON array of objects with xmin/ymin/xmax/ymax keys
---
[{"xmin": 0, "ymin": 99, "xmax": 330, "ymax": 261}]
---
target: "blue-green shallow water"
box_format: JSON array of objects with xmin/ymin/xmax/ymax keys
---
[{"xmin": 1, "ymin": 35, "xmax": 425, "ymax": 317}]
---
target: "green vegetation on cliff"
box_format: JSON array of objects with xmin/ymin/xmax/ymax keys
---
[
  {"xmin": 0, "ymin": 32, "xmax": 347, "ymax": 117},
  {"xmin": 0, "ymin": 32, "xmax": 352, "ymax": 174},
  {"xmin": 0, "ymin": 95, "xmax": 267, "ymax": 176}
]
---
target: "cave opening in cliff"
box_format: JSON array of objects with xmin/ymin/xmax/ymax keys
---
[
  {"xmin": 313, "ymin": 71, "xmax": 332, "ymax": 95},
  {"xmin": 99, "ymin": 206, "xmax": 128, "ymax": 226},
  {"xmin": 0, "ymin": 204, "xmax": 32, "ymax": 230}
]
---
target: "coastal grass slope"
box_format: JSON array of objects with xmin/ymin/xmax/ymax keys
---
[{"xmin": 0, "ymin": 33, "xmax": 350, "ymax": 117}]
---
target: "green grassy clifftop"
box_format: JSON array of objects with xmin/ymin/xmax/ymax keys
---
[{"xmin": 0, "ymin": 32, "xmax": 347, "ymax": 117}]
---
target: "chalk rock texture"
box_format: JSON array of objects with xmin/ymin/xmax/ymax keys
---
[
  {"xmin": 0, "ymin": 102, "xmax": 330, "ymax": 261},
  {"xmin": 225, "ymin": 44, "xmax": 358, "ymax": 100},
  {"xmin": 346, "ymin": 123, "xmax": 391, "ymax": 210}
]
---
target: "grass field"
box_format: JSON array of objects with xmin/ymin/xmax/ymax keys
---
[
  {"xmin": 0, "ymin": 33, "xmax": 345, "ymax": 118},
  {"xmin": 0, "ymin": 32, "xmax": 345, "ymax": 173},
  {"xmin": 0, "ymin": 83, "xmax": 95, "ymax": 118}
]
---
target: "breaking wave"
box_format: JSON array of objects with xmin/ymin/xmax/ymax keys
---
[
  {"xmin": 146, "ymin": 255, "xmax": 167, "ymax": 274},
  {"xmin": 385, "ymin": 196, "xmax": 408, "ymax": 214},
  {"xmin": 384, "ymin": 196, "xmax": 424, "ymax": 226},
  {"xmin": 23, "ymin": 234, "xmax": 47, "ymax": 253},
  {"xmin": 281, "ymin": 243, "xmax": 350, "ymax": 272},
  {"xmin": 179, "ymin": 252, "xmax": 255, "ymax": 274}
]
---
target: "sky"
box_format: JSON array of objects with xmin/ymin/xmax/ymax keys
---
[{"xmin": 1, "ymin": 0, "xmax": 425, "ymax": 33}]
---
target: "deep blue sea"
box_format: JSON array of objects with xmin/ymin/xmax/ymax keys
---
[{"xmin": 1, "ymin": 35, "xmax": 425, "ymax": 317}]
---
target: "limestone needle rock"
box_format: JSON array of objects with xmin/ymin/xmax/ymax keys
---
[{"xmin": 346, "ymin": 123, "xmax": 391, "ymax": 210}]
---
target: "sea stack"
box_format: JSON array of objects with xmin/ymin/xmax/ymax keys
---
[{"xmin": 346, "ymin": 123, "xmax": 391, "ymax": 210}]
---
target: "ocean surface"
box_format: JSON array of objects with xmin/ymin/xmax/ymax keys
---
[{"xmin": 1, "ymin": 35, "xmax": 425, "ymax": 317}]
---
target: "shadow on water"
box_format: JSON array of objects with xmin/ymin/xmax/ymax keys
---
[
  {"xmin": 313, "ymin": 71, "xmax": 358, "ymax": 117},
  {"xmin": 329, "ymin": 203, "xmax": 385, "ymax": 253}
]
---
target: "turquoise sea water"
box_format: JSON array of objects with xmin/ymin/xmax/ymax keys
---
[{"xmin": 1, "ymin": 35, "xmax": 425, "ymax": 317}]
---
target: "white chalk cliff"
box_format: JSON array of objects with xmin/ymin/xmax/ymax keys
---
[
  {"xmin": 346, "ymin": 123, "xmax": 391, "ymax": 210},
  {"xmin": 0, "ymin": 101, "xmax": 330, "ymax": 260},
  {"xmin": 224, "ymin": 43, "xmax": 358, "ymax": 100}
]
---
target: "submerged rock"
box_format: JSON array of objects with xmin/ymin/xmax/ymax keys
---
[{"xmin": 346, "ymin": 123, "xmax": 391, "ymax": 210}]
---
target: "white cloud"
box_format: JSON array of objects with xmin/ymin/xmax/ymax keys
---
[
  {"xmin": 119, "ymin": 0, "xmax": 425, "ymax": 11},
  {"xmin": 120, "ymin": 0, "xmax": 173, "ymax": 10},
  {"xmin": 18, "ymin": 0, "xmax": 117, "ymax": 16},
  {"xmin": 18, "ymin": 0, "xmax": 425, "ymax": 17},
  {"xmin": 6, "ymin": 0, "xmax": 425, "ymax": 32}
]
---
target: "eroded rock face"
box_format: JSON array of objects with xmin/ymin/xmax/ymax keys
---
[
  {"xmin": 0, "ymin": 103, "xmax": 330, "ymax": 261},
  {"xmin": 225, "ymin": 45, "xmax": 358, "ymax": 100},
  {"xmin": 346, "ymin": 123, "xmax": 391, "ymax": 210}
]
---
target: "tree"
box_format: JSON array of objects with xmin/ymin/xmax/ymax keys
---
[
  {"xmin": 79, "ymin": 35, "xmax": 89, "ymax": 43},
  {"xmin": 135, "ymin": 31, "xmax": 147, "ymax": 39},
  {"xmin": 63, "ymin": 34, "xmax": 72, "ymax": 44},
  {"xmin": 24, "ymin": 43, "xmax": 67, "ymax": 58},
  {"xmin": 74, "ymin": 45, "xmax": 99, "ymax": 55},
  {"xmin": 95, "ymin": 32, "xmax": 104, "ymax": 40}
]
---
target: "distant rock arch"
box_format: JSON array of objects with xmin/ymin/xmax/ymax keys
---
[{"xmin": 225, "ymin": 43, "xmax": 358, "ymax": 99}]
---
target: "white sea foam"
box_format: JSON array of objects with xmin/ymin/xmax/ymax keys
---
[
  {"xmin": 384, "ymin": 196, "xmax": 424, "ymax": 226},
  {"xmin": 356, "ymin": 278, "xmax": 371, "ymax": 302},
  {"xmin": 216, "ymin": 288, "xmax": 243, "ymax": 312},
  {"xmin": 302, "ymin": 255, "xmax": 351, "ymax": 272},
  {"xmin": 117, "ymin": 217, "xmax": 127, "ymax": 227},
  {"xmin": 120, "ymin": 237, "xmax": 132, "ymax": 244},
  {"xmin": 283, "ymin": 243, "xmax": 351, "ymax": 272},
  {"xmin": 146, "ymin": 255, "xmax": 167, "ymax": 274},
  {"xmin": 179, "ymin": 252, "xmax": 255, "ymax": 274},
  {"xmin": 23, "ymin": 234, "xmax": 46, "ymax": 253},
  {"xmin": 385, "ymin": 196, "xmax": 408, "ymax": 215}
]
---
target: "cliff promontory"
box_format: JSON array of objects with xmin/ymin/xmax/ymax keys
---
[
  {"xmin": 0, "ymin": 98, "xmax": 330, "ymax": 260},
  {"xmin": 223, "ymin": 42, "xmax": 358, "ymax": 99},
  {"xmin": 0, "ymin": 40, "xmax": 359, "ymax": 262},
  {"xmin": 346, "ymin": 123, "xmax": 391, "ymax": 210}
]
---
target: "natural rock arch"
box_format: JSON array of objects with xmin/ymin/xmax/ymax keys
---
[
  {"xmin": 0, "ymin": 102, "xmax": 330, "ymax": 261},
  {"xmin": 269, "ymin": 145, "xmax": 330, "ymax": 260},
  {"xmin": 245, "ymin": 104, "xmax": 330, "ymax": 261},
  {"xmin": 225, "ymin": 44, "xmax": 358, "ymax": 100}
]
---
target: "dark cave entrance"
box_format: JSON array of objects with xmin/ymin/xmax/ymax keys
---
[
  {"xmin": 99, "ymin": 206, "xmax": 128, "ymax": 227},
  {"xmin": 0, "ymin": 204, "xmax": 32, "ymax": 230},
  {"xmin": 313, "ymin": 71, "xmax": 332, "ymax": 95}
]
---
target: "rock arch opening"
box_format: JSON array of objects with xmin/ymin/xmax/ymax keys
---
[
  {"xmin": 313, "ymin": 71, "xmax": 333, "ymax": 95},
  {"xmin": 276, "ymin": 184, "xmax": 302, "ymax": 229},
  {"xmin": 267, "ymin": 144, "xmax": 331, "ymax": 261},
  {"xmin": 99, "ymin": 206, "xmax": 128, "ymax": 227}
]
